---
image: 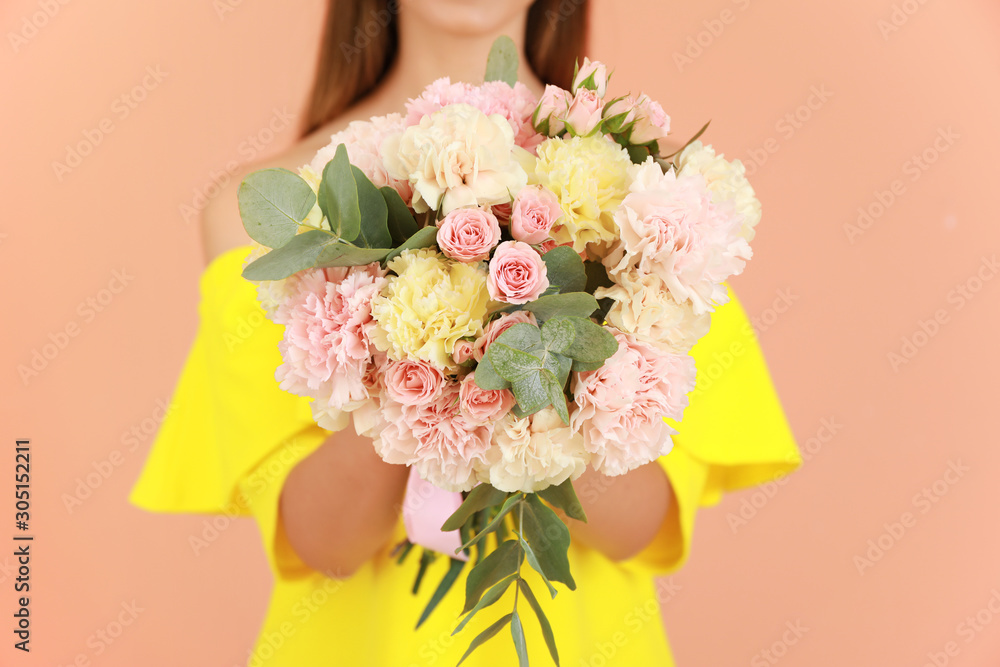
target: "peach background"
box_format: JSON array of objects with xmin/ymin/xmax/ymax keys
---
[{"xmin": 3, "ymin": 0, "xmax": 999, "ymax": 665}]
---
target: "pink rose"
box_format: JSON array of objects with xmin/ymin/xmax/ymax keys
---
[
  {"xmin": 572, "ymin": 58, "xmax": 610, "ymax": 98},
  {"xmin": 629, "ymin": 93, "xmax": 670, "ymax": 145},
  {"xmin": 562, "ymin": 89, "xmax": 604, "ymax": 137},
  {"xmin": 487, "ymin": 241, "xmax": 550, "ymax": 304},
  {"xmin": 383, "ymin": 359, "xmax": 445, "ymax": 406},
  {"xmin": 473, "ymin": 311, "xmax": 538, "ymax": 362},
  {"xmin": 510, "ymin": 185, "xmax": 563, "ymax": 244},
  {"xmin": 533, "ymin": 84, "xmax": 571, "ymax": 136},
  {"xmin": 436, "ymin": 207, "xmax": 501, "ymax": 262},
  {"xmin": 491, "ymin": 201, "xmax": 513, "ymax": 226},
  {"xmin": 602, "ymin": 95, "xmax": 637, "ymax": 134},
  {"xmin": 460, "ymin": 372, "xmax": 515, "ymax": 423},
  {"xmin": 452, "ymin": 339, "xmax": 475, "ymax": 365}
]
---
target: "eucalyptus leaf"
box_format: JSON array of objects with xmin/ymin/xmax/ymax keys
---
[
  {"xmin": 460, "ymin": 493, "xmax": 522, "ymax": 553},
  {"xmin": 381, "ymin": 186, "xmax": 419, "ymax": 243},
  {"xmin": 473, "ymin": 353, "xmax": 510, "ymax": 391},
  {"xmin": 541, "ymin": 371, "xmax": 570, "ymax": 424},
  {"xmin": 463, "ymin": 539, "xmax": 521, "ymax": 614},
  {"xmin": 383, "ymin": 225, "xmax": 439, "ymax": 265},
  {"xmin": 523, "ymin": 292, "xmax": 598, "ymax": 321},
  {"xmin": 453, "ymin": 573, "xmax": 517, "ymax": 635},
  {"xmin": 571, "ymin": 359, "xmax": 604, "ymax": 372},
  {"xmin": 510, "ymin": 371, "xmax": 552, "ymax": 415},
  {"xmin": 350, "ymin": 166, "xmax": 391, "ymax": 248},
  {"xmin": 492, "ymin": 322, "xmax": 542, "ymax": 352},
  {"xmin": 557, "ymin": 317, "xmax": 618, "ymax": 364},
  {"xmin": 457, "ymin": 613, "xmax": 514, "ymax": 666},
  {"xmin": 237, "ymin": 168, "xmax": 316, "ymax": 248},
  {"xmin": 541, "ymin": 246, "xmax": 587, "ymax": 293},
  {"xmin": 416, "ymin": 558, "xmax": 465, "ymax": 629},
  {"xmin": 484, "ymin": 35, "xmax": 518, "ymax": 87},
  {"xmin": 521, "ymin": 496, "xmax": 575, "ymax": 590},
  {"xmin": 239, "ymin": 230, "xmax": 332, "ymax": 280},
  {"xmin": 318, "ymin": 144, "xmax": 361, "ymax": 240},
  {"xmin": 443, "ymin": 484, "xmax": 508, "ymax": 532},
  {"xmin": 537, "ymin": 479, "xmax": 587, "ymax": 523},
  {"xmin": 518, "ymin": 579, "xmax": 561, "ymax": 666},
  {"xmin": 511, "ymin": 610, "xmax": 529, "ymax": 667},
  {"xmin": 517, "ymin": 536, "xmax": 558, "ymax": 599}
]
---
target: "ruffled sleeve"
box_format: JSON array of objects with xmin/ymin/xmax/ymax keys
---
[
  {"xmin": 129, "ymin": 246, "xmax": 327, "ymax": 577},
  {"xmin": 630, "ymin": 285, "xmax": 801, "ymax": 574}
]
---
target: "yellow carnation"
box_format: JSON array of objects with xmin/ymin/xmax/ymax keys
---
[
  {"xmin": 371, "ymin": 248, "xmax": 490, "ymax": 369},
  {"xmin": 530, "ymin": 135, "xmax": 632, "ymax": 257}
]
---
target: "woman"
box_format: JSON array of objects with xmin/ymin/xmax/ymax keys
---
[{"xmin": 131, "ymin": 1, "xmax": 801, "ymax": 664}]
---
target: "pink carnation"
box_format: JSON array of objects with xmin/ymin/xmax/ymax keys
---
[
  {"xmin": 372, "ymin": 384, "xmax": 494, "ymax": 492},
  {"xmin": 460, "ymin": 372, "xmax": 515, "ymax": 424},
  {"xmin": 383, "ymin": 359, "xmax": 445, "ymax": 406},
  {"xmin": 436, "ymin": 207, "xmax": 501, "ymax": 262},
  {"xmin": 604, "ymin": 160, "xmax": 751, "ymax": 315},
  {"xmin": 510, "ymin": 185, "xmax": 563, "ymax": 244},
  {"xmin": 473, "ymin": 311, "xmax": 538, "ymax": 362},
  {"xmin": 570, "ymin": 330, "xmax": 696, "ymax": 476},
  {"xmin": 405, "ymin": 78, "xmax": 542, "ymax": 151},
  {"xmin": 309, "ymin": 114, "xmax": 413, "ymax": 204},
  {"xmin": 487, "ymin": 241, "xmax": 550, "ymax": 304},
  {"xmin": 276, "ymin": 263, "xmax": 388, "ymax": 415}
]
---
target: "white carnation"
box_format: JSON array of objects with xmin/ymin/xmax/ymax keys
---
[
  {"xmin": 382, "ymin": 103, "xmax": 527, "ymax": 215},
  {"xmin": 676, "ymin": 140, "xmax": 761, "ymax": 242},
  {"xmin": 595, "ymin": 268, "xmax": 710, "ymax": 353},
  {"xmin": 480, "ymin": 408, "xmax": 589, "ymax": 493}
]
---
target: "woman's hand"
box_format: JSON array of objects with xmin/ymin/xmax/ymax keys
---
[
  {"xmin": 279, "ymin": 427, "xmax": 409, "ymax": 578},
  {"xmin": 561, "ymin": 461, "xmax": 673, "ymax": 562}
]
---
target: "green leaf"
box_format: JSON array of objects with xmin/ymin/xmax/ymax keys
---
[
  {"xmin": 489, "ymin": 344, "xmax": 544, "ymax": 382},
  {"xmin": 473, "ymin": 353, "xmax": 510, "ymax": 391},
  {"xmin": 571, "ymin": 359, "xmax": 604, "ymax": 372},
  {"xmin": 240, "ymin": 230, "xmax": 344, "ymax": 280},
  {"xmin": 457, "ymin": 613, "xmax": 514, "ymax": 666},
  {"xmin": 461, "ymin": 494, "xmax": 522, "ymax": 553},
  {"xmin": 383, "ymin": 225, "xmax": 439, "ymax": 265},
  {"xmin": 518, "ymin": 579, "xmax": 560, "ymax": 666},
  {"xmin": 511, "ymin": 610, "xmax": 529, "ymax": 667},
  {"xmin": 463, "ymin": 539, "xmax": 521, "ymax": 614},
  {"xmin": 523, "ymin": 292, "xmax": 598, "ymax": 321},
  {"xmin": 492, "ymin": 323, "xmax": 542, "ymax": 351},
  {"xmin": 557, "ymin": 317, "xmax": 618, "ymax": 364},
  {"xmin": 412, "ymin": 550, "xmax": 436, "ymax": 595},
  {"xmin": 626, "ymin": 143, "xmax": 651, "ymax": 164},
  {"xmin": 510, "ymin": 371, "xmax": 551, "ymax": 415},
  {"xmin": 541, "ymin": 246, "xmax": 587, "ymax": 293},
  {"xmin": 394, "ymin": 540, "xmax": 414, "ymax": 565},
  {"xmin": 318, "ymin": 144, "xmax": 361, "ymax": 241},
  {"xmin": 538, "ymin": 318, "xmax": 576, "ymax": 356},
  {"xmin": 521, "ymin": 496, "xmax": 575, "ymax": 590},
  {"xmin": 537, "ymin": 479, "xmax": 587, "ymax": 522},
  {"xmin": 350, "ymin": 166, "xmax": 391, "ymax": 248},
  {"xmin": 541, "ymin": 370, "xmax": 570, "ymax": 424},
  {"xmin": 443, "ymin": 484, "xmax": 508, "ymax": 532},
  {"xmin": 517, "ymin": 536, "xmax": 558, "ymax": 599},
  {"xmin": 237, "ymin": 168, "xmax": 316, "ymax": 248},
  {"xmin": 381, "ymin": 186, "xmax": 418, "ymax": 243},
  {"xmin": 453, "ymin": 573, "xmax": 517, "ymax": 635},
  {"xmin": 484, "ymin": 35, "xmax": 518, "ymax": 87},
  {"xmin": 416, "ymin": 558, "xmax": 465, "ymax": 629}
]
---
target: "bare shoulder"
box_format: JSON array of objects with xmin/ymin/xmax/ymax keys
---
[{"xmin": 199, "ymin": 107, "xmax": 380, "ymax": 264}]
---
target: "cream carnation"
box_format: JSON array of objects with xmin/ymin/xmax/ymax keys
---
[
  {"xmin": 604, "ymin": 158, "xmax": 751, "ymax": 315},
  {"xmin": 479, "ymin": 408, "xmax": 589, "ymax": 493},
  {"xmin": 676, "ymin": 140, "xmax": 761, "ymax": 242},
  {"xmin": 531, "ymin": 135, "xmax": 632, "ymax": 257},
  {"xmin": 594, "ymin": 269, "xmax": 710, "ymax": 353},
  {"xmin": 571, "ymin": 331, "xmax": 695, "ymax": 476},
  {"xmin": 383, "ymin": 103, "xmax": 528, "ymax": 215},
  {"xmin": 371, "ymin": 248, "xmax": 490, "ymax": 369}
]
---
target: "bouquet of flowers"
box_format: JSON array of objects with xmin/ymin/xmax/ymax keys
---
[{"xmin": 237, "ymin": 37, "xmax": 759, "ymax": 666}]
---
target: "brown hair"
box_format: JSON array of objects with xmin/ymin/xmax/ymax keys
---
[{"xmin": 300, "ymin": 0, "xmax": 589, "ymax": 138}]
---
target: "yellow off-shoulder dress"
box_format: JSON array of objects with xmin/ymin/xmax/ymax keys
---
[{"xmin": 130, "ymin": 246, "xmax": 801, "ymax": 667}]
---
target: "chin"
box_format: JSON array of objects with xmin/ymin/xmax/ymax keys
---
[{"xmin": 399, "ymin": 0, "xmax": 536, "ymax": 36}]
